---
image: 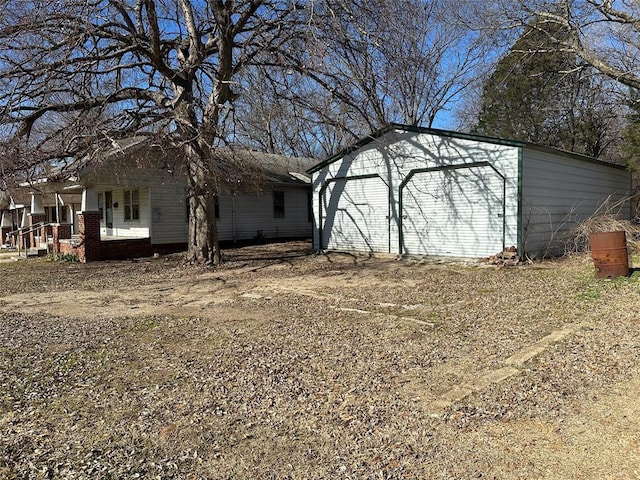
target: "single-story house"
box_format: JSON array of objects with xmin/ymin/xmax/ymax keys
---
[
  {"xmin": 3, "ymin": 140, "xmax": 315, "ymax": 260},
  {"xmin": 308, "ymin": 124, "xmax": 632, "ymax": 259}
]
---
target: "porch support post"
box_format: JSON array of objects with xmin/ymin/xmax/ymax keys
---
[
  {"xmin": 28, "ymin": 193, "xmax": 46, "ymax": 248},
  {"xmin": 81, "ymin": 189, "xmax": 99, "ymax": 212},
  {"xmin": 1, "ymin": 210, "xmax": 11, "ymax": 245},
  {"xmin": 78, "ymin": 188, "xmax": 101, "ymax": 262},
  {"xmin": 20, "ymin": 208, "xmax": 28, "ymax": 228},
  {"xmin": 30, "ymin": 193, "xmax": 45, "ymax": 215}
]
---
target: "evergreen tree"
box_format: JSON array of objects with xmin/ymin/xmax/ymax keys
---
[
  {"xmin": 473, "ymin": 14, "xmax": 620, "ymax": 159},
  {"xmin": 621, "ymin": 91, "xmax": 640, "ymax": 172}
]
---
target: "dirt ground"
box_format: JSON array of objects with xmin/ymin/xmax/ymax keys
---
[{"xmin": 1, "ymin": 241, "xmax": 640, "ymax": 479}]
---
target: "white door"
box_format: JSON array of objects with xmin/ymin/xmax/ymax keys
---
[
  {"xmin": 321, "ymin": 176, "xmax": 389, "ymax": 253},
  {"xmin": 402, "ymin": 165, "xmax": 504, "ymax": 257}
]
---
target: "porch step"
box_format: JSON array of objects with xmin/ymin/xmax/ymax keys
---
[{"xmin": 26, "ymin": 247, "xmax": 48, "ymax": 257}]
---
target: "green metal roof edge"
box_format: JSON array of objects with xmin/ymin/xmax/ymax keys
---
[{"xmin": 306, "ymin": 123, "xmax": 629, "ymax": 174}]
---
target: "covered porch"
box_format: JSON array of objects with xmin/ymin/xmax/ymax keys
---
[{"xmin": 3, "ymin": 188, "xmax": 154, "ymax": 262}]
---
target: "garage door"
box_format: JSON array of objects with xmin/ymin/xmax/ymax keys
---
[
  {"xmin": 401, "ymin": 165, "xmax": 504, "ymax": 257},
  {"xmin": 321, "ymin": 176, "xmax": 389, "ymax": 253}
]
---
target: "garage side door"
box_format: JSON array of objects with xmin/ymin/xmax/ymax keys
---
[
  {"xmin": 402, "ymin": 166, "xmax": 504, "ymax": 257},
  {"xmin": 321, "ymin": 176, "xmax": 389, "ymax": 253}
]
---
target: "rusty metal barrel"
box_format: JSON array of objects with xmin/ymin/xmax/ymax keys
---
[{"xmin": 589, "ymin": 231, "xmax": 629, "ymax": 279}]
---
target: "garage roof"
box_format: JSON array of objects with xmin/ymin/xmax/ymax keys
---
[{"xmin": 307, "ymin": 123, "xmax": 627, "ymax": 174}]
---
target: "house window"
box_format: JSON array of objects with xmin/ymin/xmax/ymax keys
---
[
  {"xmin": 46, "ymin": 206, "xmax": 57, "ymax": 223},
  {"xmin": 124, "ymin": 189, "xmax": 140, "ymax": 221},
  {"xmin": 307, "ymin": 191, "xmax": 313, "ymax": 222},
  {"xmin": 97, "ymin": 193, "xmax": 104, "ymax": 220},
  {"xmin": 273, "ymin": 191, "xmax": 285, "ymax": 218}
]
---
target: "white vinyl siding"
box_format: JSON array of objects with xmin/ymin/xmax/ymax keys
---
[
  {"xmin": 90, "ymin": 160, "xmax": 179, "ymax": 242},
  {"xmin": 146, "ymin": 183, "xmax": 311, "ymax": 245},
  {"xmin": 85, "ymin": 154, "xmax": 313, "ymax": 246},
  {"xmin": 218, "ymin": 187, "xmax": 311, "ymax": 241},
  {"xmin": 99, "ymin": 187, "xmax": 150, "ymax": 238},
  {"xmin": 150, "ymin": 181, "xmax": 188, "ymax": 244},
  {"xmin": 521, "ymin": 149, "xmax": 630, "ymax": 257},
  {"xmin": 312, "ymin": 125, "xmax": 631, "ymax": 259}
]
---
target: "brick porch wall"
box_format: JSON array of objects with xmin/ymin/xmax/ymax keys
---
[
  {"xmin": 77, "ymin": 212, "xmax": 101, "ymax": 262},
  {"xmin": 52, "ymin": 210, "xmax": 162, "ymax": 262},
  {"xmin": 51, "ymin": 224, "xmax": 72, "ymax": 254},
  {"xmin": 58, "ymin": 241, "xmax": 78, "ymax": 257},
  {"xmin": 58, "ymin": 238, "xmax": 154, "ymax": 261}
]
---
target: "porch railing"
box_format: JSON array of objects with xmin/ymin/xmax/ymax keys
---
[{"xmin": 5, "ymin": 222, "xmax": 52, "ymax": 257}]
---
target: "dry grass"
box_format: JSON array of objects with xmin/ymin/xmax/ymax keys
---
[
  {"xmin": 564, "ymin": 193, "xmax": 640, "ymax": 256},
  {"xmin": 566, "ymin": 214, "xmax": 640, "ymax": 255},
  {"xmin": 1, "ymin": 242, "xmax": 640, "ymax": 479}
]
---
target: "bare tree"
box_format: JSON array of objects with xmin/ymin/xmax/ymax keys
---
[
  {"xmin": 306, "ymin": 0, "xmax": 492, "ymax": 129},
  {"xmin": 231, "ymin": 0, "xmax": 494, "ymax": 159},
  {"xmin": 232, "ymin": 66, "xmax": 359, "ymax": 159},
  {"xmin": 0, "ymin": 0, "xmax": 315, "ymax": 264}
]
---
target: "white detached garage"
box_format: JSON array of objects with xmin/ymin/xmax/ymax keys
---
[{"xmin": 308, "ymin": 124, "xmax": 631, "ymax": 258}]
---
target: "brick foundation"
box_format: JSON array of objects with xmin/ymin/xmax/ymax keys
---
[
  {"xmin": 58, "ymin": 241, "xmax": 78, "ymax": 257},
  {"xmin": 58, "ymin": 237, "xmax": 154, "ymax": 261},
  {"xmin": 101, "ymin": 238, "xmax": 154, "ymax": 260}
]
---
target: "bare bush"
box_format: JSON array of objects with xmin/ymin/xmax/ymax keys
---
[{"xmin": 565, "ymin": 196, "xmax": 640, "ymax": 255}]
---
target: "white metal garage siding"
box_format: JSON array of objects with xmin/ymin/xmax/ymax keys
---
[
  {"xmin": 320, "ymin": 175, "xmax": 389, "ymax": 252},
  {"xmin": 309, "ymin": 124, "xmax": 630, "ymax": 259},
  {"xmin": 400, "ymin": 163, "xmax": 505, "ymax": 257}
]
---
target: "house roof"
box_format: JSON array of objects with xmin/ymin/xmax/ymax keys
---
[
  {"xmin": 80, "ymin": 138, "xmax": 316, "ymax": 188},
  {"xmin": 41, "ymin": 193, "xmax": 82, "ymax": 205},
  {"xmin": 0, "ymin": 187, "xmax": 81, "ymax": 210},
  {"xmin": 223, "ymin": 149, "xmax": 316, "ymax": 186},
  {"xmin": 6, "ymin": 189, "xmax": 31, "ymax": 209},
  {"xmin": 22, "ymin": 137, "xmax": 316, "ymax": 194},
  {"xmin": 306, "ymin": 123, "xmax": 628, "ymax": 174}
]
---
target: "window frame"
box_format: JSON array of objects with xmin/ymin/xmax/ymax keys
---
[
  {"xmin": 97, "ymin": 193, "xmax": 104, "ymax": 220},
  {"xmin": 273, "ymin": 190, "xmax": 285, "ymax": 218},
  {"xmin": 124, "ymin": 188, "xmax": 140, "ymax": 221}
]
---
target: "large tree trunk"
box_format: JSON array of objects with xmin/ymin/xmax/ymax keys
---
[
  {"xmin": 185, "ymin": 146, "xmax": 221, "ymax": 265},
  {"xmin": 174, "ymin": 76, "xmax": 222, "ymax": 265}
]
